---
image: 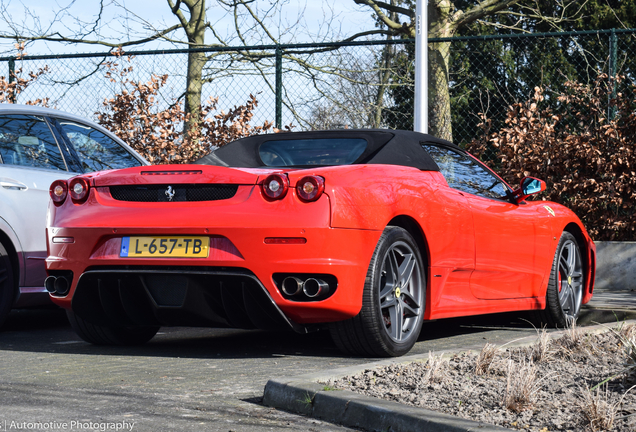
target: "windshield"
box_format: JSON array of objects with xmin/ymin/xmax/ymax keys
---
[{"xmin": 259, "ymin": 138, "xmax": 367, "ymax": 167}]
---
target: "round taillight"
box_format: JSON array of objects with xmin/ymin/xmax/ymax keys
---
[
  {"xmin": 262, "ymin": 174, "xmax": 289, "ymax": 200},
  {"xmin": 296, "ymin": 176, "xmax": 325, "ymax": 202},
  {"xmin": 49, "ymin": 180, "xmax": 68, "ymax": 205},
  {"xmin": 69, "ymin": 177, "xmax": 91, "ymax": 203}
]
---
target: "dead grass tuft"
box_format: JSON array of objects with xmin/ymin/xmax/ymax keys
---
[
  {"xmin": 503, "ymin": 359, "xmax": 540, "ymax": 413},
  {"xmin": 475, "ymin": 343, "xmax": 498, "ymax": 375},
  {"xmin": 556, "ymin": 318, "xmax": 584, "ymax": 352},
  {"xmin": 581, "ymin": 385, "xmax": 617, "ymax": 431},
  {"xmin": 424, "ymin": 351, "xmax": 447, "ymax": 384},
  {"xmin": 617, "ymin": 323, "xmax": 636, "ymax": 341},
  {"xmin": 610, "ymin": 324, "xmax": 636, "ymax": 385},
  {"xmin": 531, "ymin": 326, "xmax": 552, "ymax": 363},
  {"xmin": 566, "ymin": 318, "xmax": 582, "ymax": 343}
]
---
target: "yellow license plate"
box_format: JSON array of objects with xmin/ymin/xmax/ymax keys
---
[{"xmin": 120, "ymin": 236, "xmax": 210, "ymax": 258}]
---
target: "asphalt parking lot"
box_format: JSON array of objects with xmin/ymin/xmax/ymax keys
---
[{"xmin": 0, "ymin": 308, "xmax": 566, "ymax": 432}]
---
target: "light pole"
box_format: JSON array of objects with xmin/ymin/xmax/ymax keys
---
[{"xmin": 414, "ymin": 0, "xmax": 428, "ymax": 134}]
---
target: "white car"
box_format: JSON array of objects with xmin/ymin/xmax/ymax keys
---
[{"xmin": 0, "ymin": 104, "xmax": 147, "ymax": 327}]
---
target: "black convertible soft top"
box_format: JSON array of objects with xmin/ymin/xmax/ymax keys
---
[{"xmin": 195, "ymin": 129, "xmax": 459, "ymax": 171}]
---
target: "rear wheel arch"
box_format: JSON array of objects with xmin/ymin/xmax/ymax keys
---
[
  {"xmin": 0, "ymin": 229, "xmax": 19, "ymax": 326},
  {"xmin": 0, "ymin": 229, "xmax": 20, "ymax": 297},
  {"xmin": 387, "ymin": 215, "xmax": 430, "ymax": 267},
  {"xmin": 329, "ymin": 225, "xmax": 426, "ymax": 356}
]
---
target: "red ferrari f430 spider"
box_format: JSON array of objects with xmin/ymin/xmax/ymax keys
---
[{"xmin": 46, "ymin": 130, "xmax": 595, "ymax": 356}]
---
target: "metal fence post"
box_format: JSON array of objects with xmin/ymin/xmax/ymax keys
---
[
  {"xmin": 8, "ymin": 56, "xmax": 15, "ymax": 103},
  {"xmin": 275, "ymin": 45, "xmax": 282, "ymax": 129},
  {"xmin": 609, "ymin": 29, "xmax": 617, "ymax": 119}
]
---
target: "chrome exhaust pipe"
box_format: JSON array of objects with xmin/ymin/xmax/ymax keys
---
[
  {"xmin": 45, "ymin": 276, "xmax": 57, "ymax": 293},
  {"xmin": 303, "ymin": 278, "xmax": 329, "ymax": 298},
  {"xmin": 281, "ymin": 277, "xmax": 303, "ymax": 296},
  {"xmin": 53, "ymin": 276, "xmax": 70, "ymax": 296}
]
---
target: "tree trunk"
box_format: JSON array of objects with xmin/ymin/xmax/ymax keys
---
[
  {"xmin": 428, "ymin": 40, "xmax": 452, "ymax": 140},
  {"xmin": 373, "ymin": 38, "xmax": 394, "ymax": 127},
  {"xmin": 179, "ymin": 0, "xmax": 207, "ymax": 138},
  {"xmin": 184, "ymin": 50, "xmax": 205, "ymax": 136},
  {"xmin": 427, "ymin": 0, "xmax": 455, "ymax": 141}
]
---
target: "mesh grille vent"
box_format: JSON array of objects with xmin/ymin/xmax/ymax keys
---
[{"xmin": 109, "ymin": 184, "xmax": 239, "ymax": 202}]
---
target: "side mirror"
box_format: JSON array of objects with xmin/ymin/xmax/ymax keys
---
[{"xmin": 512, "ymin": 176, "xmax": 546, "ymax": 204}]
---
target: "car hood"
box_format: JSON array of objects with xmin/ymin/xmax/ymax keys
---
[{"xmin": 91, "ymin": 164, "xmax": 283, "ymax": 186}]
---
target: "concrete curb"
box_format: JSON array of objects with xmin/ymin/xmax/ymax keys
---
[
  {"xmin": 579, "ymin": 305, "xmax": 636, "ymax": 325},
  {"xmin": 263, "ymin": 380, "xmax": 510, "ymax": 431},
  {"xmin": 263, "ymin": 319, "xmax": 636, "ymax": 432}
]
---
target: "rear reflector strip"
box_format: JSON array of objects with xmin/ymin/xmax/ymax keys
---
[
  {"xmin": 52, "ymin": 237, "xmax": 75, "ymax": 244},
  {"xmin": 141, "ymin": 170, "xmax": 202, "ymax": 175},
  {"xmin": 264, "ymin": 237, "xmax": 307, "ymax": 245}
]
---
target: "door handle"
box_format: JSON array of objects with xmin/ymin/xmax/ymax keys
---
[{"xmin": 0, "ymin": 179, "xmax": 28, "ymax": 190}]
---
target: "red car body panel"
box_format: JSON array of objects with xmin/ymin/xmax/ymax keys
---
[{"xmin": 47, "ymin": 161, "xmax": 595, "ymax": 327}]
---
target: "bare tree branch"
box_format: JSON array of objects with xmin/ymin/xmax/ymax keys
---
[
  {"xmin": 353, "ymin": 0, "xmax": 413, "ymax": 18},
  {"xmin": 0, "ymin": 24, "xmax": 182, "ymax": 48},
  {"xmin": 352, "ymin": 0, "xmax": 407, "ymax": 32},
  {"xmin": 167, "ymin": 0, "xmax": 190, "ymax": 30},
  {"xmin": 453, "ymin": 0, "xmax": 521, "ymax": 30}
]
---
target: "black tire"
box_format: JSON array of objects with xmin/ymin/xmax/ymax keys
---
[
  {"xmin": 329, "ymin": 226, "xmax": 426, "ymax": 357},
  {"xmin": 535, "ymin": 231, "xmax": 584, "ymax": 327},
  {"xmin": 67, "ymin": 310, "xmax": 159, "ymax": 345},
  {"xmin": 0, "ymin": 242, "xmax": 15, "ymax": 328}
]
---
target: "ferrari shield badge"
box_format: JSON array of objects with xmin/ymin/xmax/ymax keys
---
[{"xmin": 544, "ymin": 205, "xmax": 555, "ymax": 217}]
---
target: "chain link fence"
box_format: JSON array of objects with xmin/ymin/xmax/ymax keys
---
[{"xmin": 2, "ymin": 29, "xmax": 634, "ymax": 152}]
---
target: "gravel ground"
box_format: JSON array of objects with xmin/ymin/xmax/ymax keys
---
[{"xmin": 327, "ymin": 324, "xmax": 636, "ymax": 431}]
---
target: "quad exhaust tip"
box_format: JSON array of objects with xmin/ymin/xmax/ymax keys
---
[
  {"xmin": 280, "ymin": 276, "xmax": 331, "ymax": 300},
  {"xmin": 303, "ymin": 278, "xmax": 329, "ymax": 298},
  {"xmin": 45, "ymin": 276, "xmax": 70, "ymax": 296},
  {"xmin": 281, "ymin": 277, "xmax": 303, "ymax": 296}
]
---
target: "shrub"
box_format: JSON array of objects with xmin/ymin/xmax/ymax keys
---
[
  {"xmin": 467, "ymin": 75, "xmax": 636, "ymax": 241},
  {"xmin": 0, "ymin": 66, "xmax": 49, "ymax": 106},
  {"xmin": 96, "ymin": 50, "xmax": 278, "ymax": 164}
]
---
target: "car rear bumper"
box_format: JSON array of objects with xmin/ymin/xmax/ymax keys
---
[{"xmin": 46, "ymin": 226, "xmax": 382, "ymax": 328}]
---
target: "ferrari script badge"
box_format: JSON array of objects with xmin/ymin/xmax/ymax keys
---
[
  {"xmin": 544, "ymin": 205, "xmax": 555, "ymax": 217},
  {"xmin": 165, "ymin": 186, "xmax": 175, "ymax": 201}
]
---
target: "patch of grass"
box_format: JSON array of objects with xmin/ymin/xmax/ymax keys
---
[
  {"xmin": 322, "ymin": 385, "xmax": 338, "ymax": 391},
  {"xmin": 298, "ymin": 392, "xmax": 314, "ymax": 408}
]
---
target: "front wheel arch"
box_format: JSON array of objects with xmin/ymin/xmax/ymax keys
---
[
  {"xmin": 562, "ymin": 222, "xmax": 591, "ymax": 297},
  {"xmin": 535, "ymin": 230, "xmax": 585, "ymax": 327}
]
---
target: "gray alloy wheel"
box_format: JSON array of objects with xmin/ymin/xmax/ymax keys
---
[
  {"xmin": 535, "ymin": 231, "xmax": 584, "ymax": 327},
  {"xmin": 377, "ymin": 239, "xmax": 424, "ymax": 344},
  {"xmin": 0, "ymin": 242, "xmax": 15, "ymax": 328},
  {"xmin": 556, "ymin": 238, "xmax": 584, "ymax": 321},
  {"xmin": 67, "ymin": 310, "xmax": 159, "ymax": 345},
  {"xmin": 329, "ymin": 226, "xmax": 425, "ymax": 357}
]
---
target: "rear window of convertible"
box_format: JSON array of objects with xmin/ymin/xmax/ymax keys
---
[{"xmin": 259, "ymin": 138, "xmax": 367, "ymax": 167}]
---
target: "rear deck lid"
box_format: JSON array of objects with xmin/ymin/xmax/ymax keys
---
[{"xmin": 92, "ymin": 164, "xmax": 276, "ymax": 187}]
